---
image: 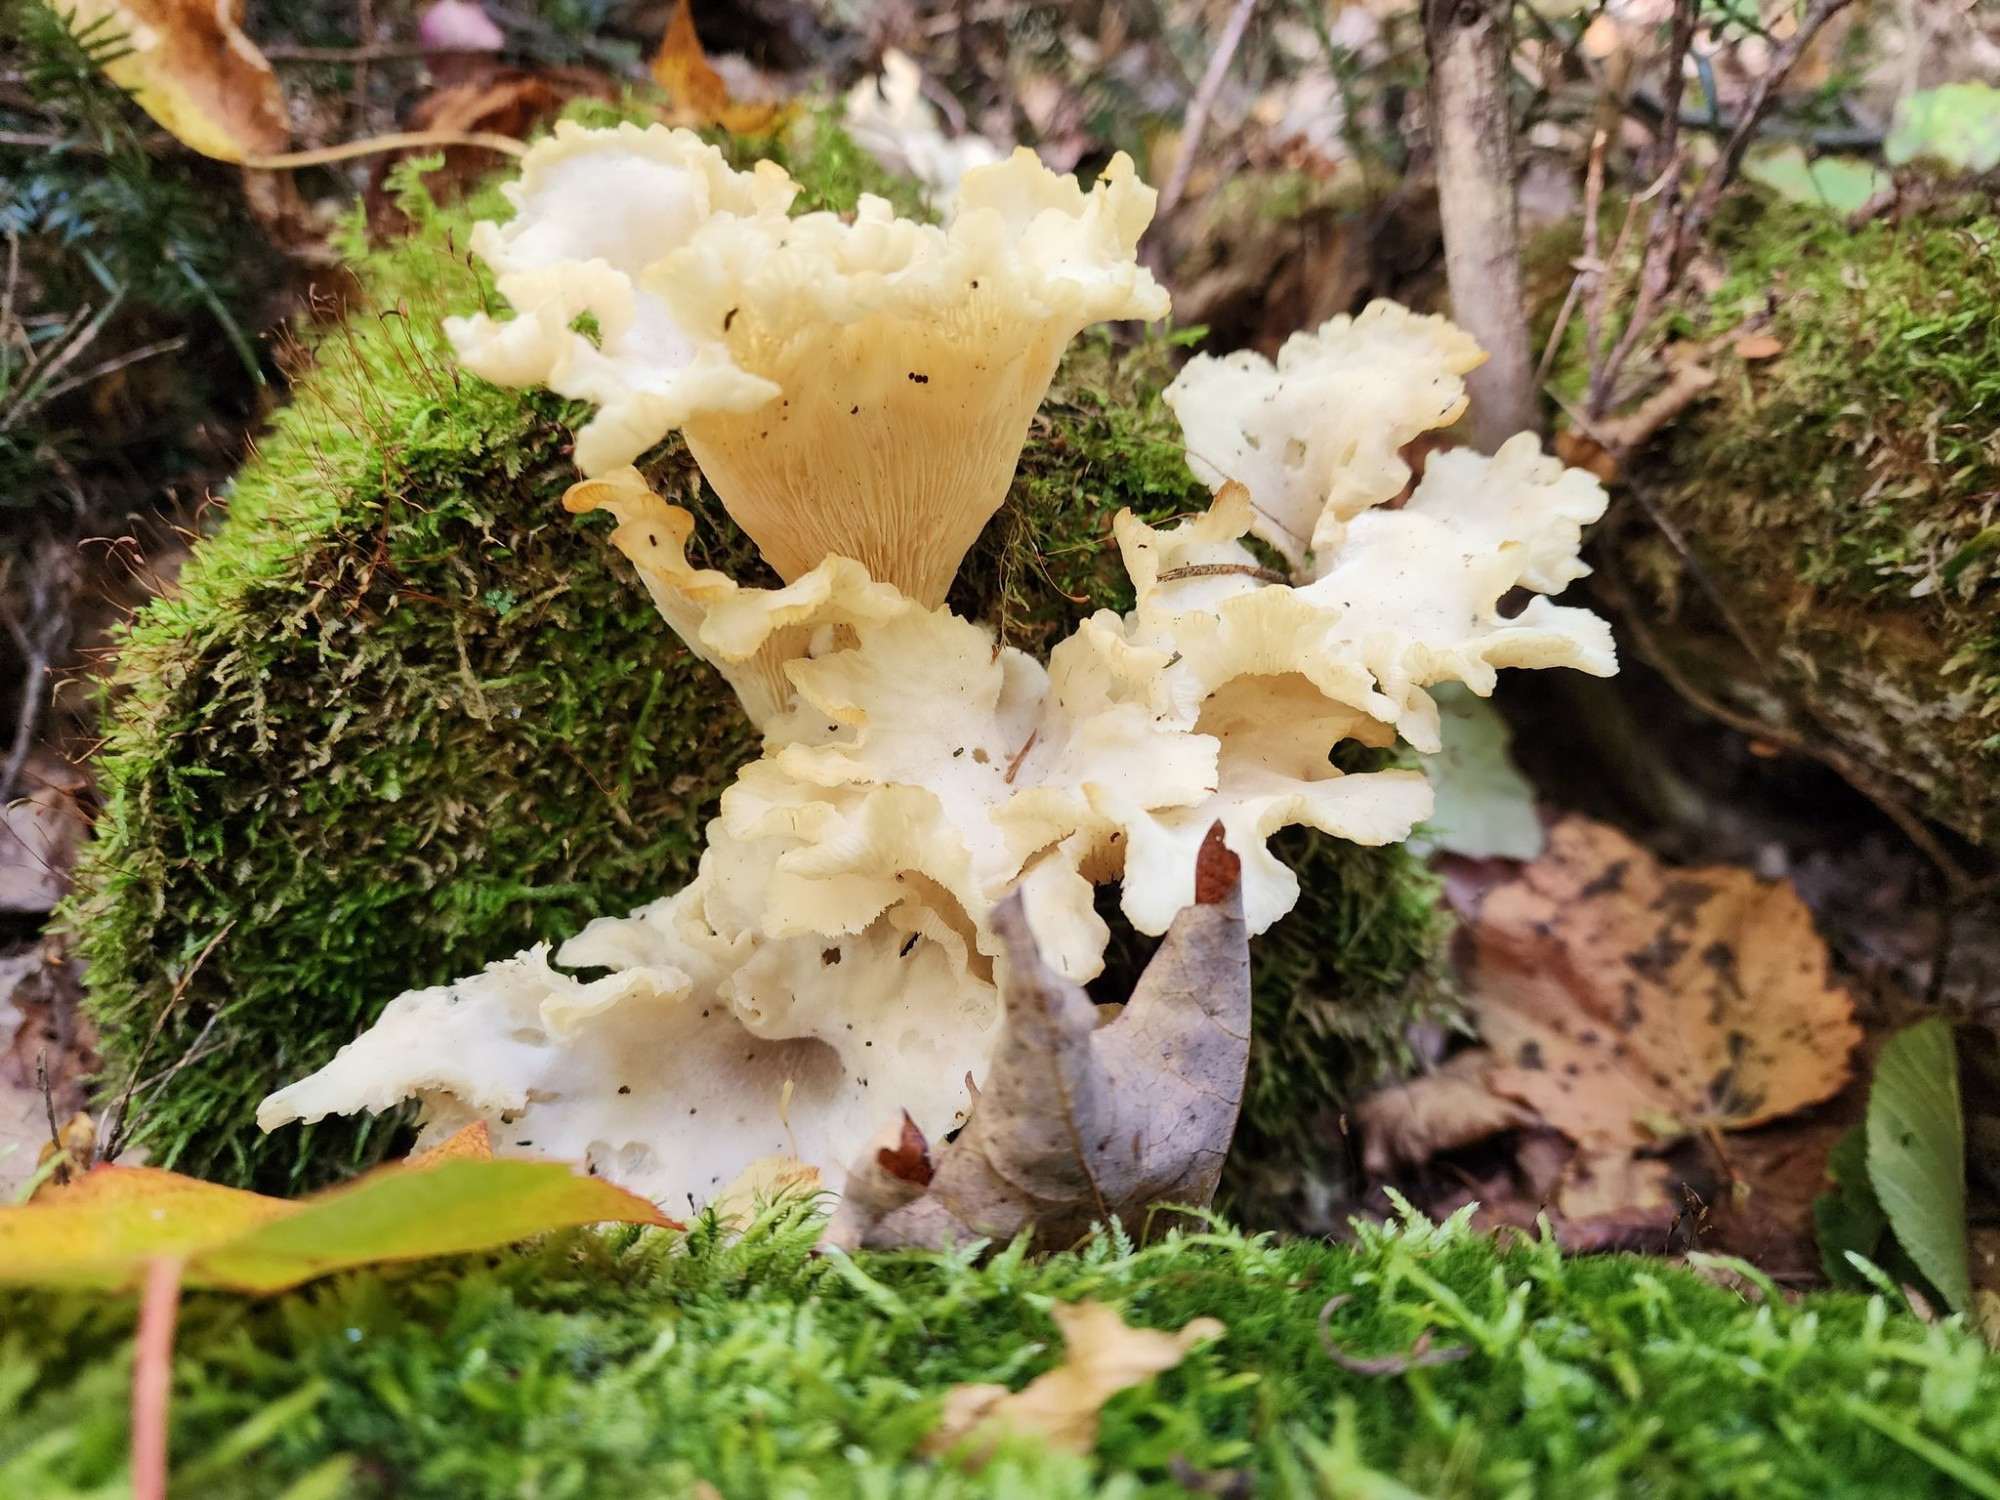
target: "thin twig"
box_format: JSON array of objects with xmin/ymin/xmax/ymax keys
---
[
  {"xmin": 242, "ymin": 129, "xmax": 528, "ymax": 170},
  {"xmin": 1585, "ymin": 0, "xmax": 1694, "ymax": 421},
  {"xmin": 100, "ymin": 922, "xmax": 236, "ymax": 1162},
  {"xmin": 1586, "ymin": 0, "xmax": 1854, "ymax": 425},
  {"xmin": 1316, "ymin": 1296, "xmax": 1472, "ymax": 1375},
  {"xmin": 35, "ymin": 335, "xmax": 187, "ymax": 406},
  {"xmin": 1679, "ymin": 0, "xmax": 1855, "ymax": 263},
  {"xmin": 261, "ymin": 40, "xmax": 432, "ymax": 61},
  {"xmin": 1158, "ymin": 0, "xmax": 1259, "ymax": 219},
  {"xmin": 1597, "ymin": 561, "xmax": 1985, "ymax": 899},
  {"xmin": 0, "ymin": 539, "xmax": 74, "ymax": 806}
]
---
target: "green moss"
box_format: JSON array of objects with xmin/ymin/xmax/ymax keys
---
[
  {"xmin": 6, "ymin": 1205, "xmax": 1998, "ymax": 1497},
  {"xmin": 1550, "ymin": 195, "xmax": 2000, "ymax": 843},
  {"xmin": 71, "ymin": 131, "xmax": 1447, "ymax": 1199}
]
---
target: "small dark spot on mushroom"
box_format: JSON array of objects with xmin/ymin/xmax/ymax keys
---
[
  {"xmin": 971, "ymin": 279, "xmax": 980, "ymax": 288},
  {"xmin": 899, "ymin": 933, "xmax": 920, "ymax": 958},
  {"xmin": 822, "ymin": 947, "xmax": 842, "ymax": 965},
  {"xmin": 618, "ymin": 1085, "xmax": 632, "ymax": 1095},
  {"xmin": 908, "ymin": 372, "xmax": 929, "ymax": 384},
  {"xmin": 850, "ymin": 404, "xmax": 859, "ymax": 414},
  {"xmin": 647, "ymin": 533, "xmax": 659, "ymax": 546},
  {"xmin": 516, "ymin": 1140, "xmax": 532, "ymax": 1147},
  {"xmin": 723, "ymin": 307, "xmax": 738, "ymax": 331},
  {"xmin": 952, "ymin": 747, "xmax": 965, "ymax": 757},
  {"xmin": 1496, "ymin": 586, "xmax": 1535, "ymax": 619},
  {"xmin": 972, "ymin": 748, "xmax": 990, "ymax": 764},
  {"xmin": 1518, "ymin": 1040, "xmax": 1545, "ymax": 1070}
]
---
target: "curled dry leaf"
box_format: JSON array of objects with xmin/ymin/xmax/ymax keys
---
[
  {"xmin": 61, "ymin": 0, "xmax": 288, "ymax": 163},
  {"xmin": 921, "ymin": 1299, "xmax": 1223, "ymax": 1464},
  {"xmin": 1354, "ymin": 1049, "xmax": 1539, "ymax": 1178},
  {"xmin": 1358, "ymin": 816, "xmax": 1859, "ymax": 1228},
  {"xmin": 825, "ymin": 826, "xmax": 1249, "ymax": 1253}
]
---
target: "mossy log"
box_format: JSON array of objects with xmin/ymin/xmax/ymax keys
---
[
  {"xmin": 70, "ymin": 130, "xmax": 1448, "ymax": 1198},
  {"xmin": 1575, "ymin": 196, "xmax": 2000, "ymax": 852}
]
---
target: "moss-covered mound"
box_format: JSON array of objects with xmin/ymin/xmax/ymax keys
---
[
  {"xmin": 71, "ymin": 129, "xmax": 1448, "ymax": 1197},
  {"xmin": 6, "ymin": 1206, "xmax": 1997, "ymax": 1497},
  {"xmin": 1588, "ymin": 196, "xmax": 2000, "ymax": 846}
]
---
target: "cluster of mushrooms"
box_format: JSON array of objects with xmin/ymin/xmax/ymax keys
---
[{"xmin": 260, "ymin": 123, "xmax": 1615, "ymax": 1210}]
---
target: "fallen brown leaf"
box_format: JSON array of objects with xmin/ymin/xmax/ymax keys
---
[
  {"xmin": 650, "ymin": 0, "xmax": 784, "ymax": 135},
  {"xmin": 1734, "ymin": 333, "xmax": 1784, "ymax": 360},
  {"xmin": 1354, "ymin": 1048, "xmax": 1540, "ymax": 1177},
  {"xmin": 364, "ymin": 64, "xmax": 614, "ymax": 239},
  {"xmin": 1358, "ymin": 816, "xmax": 1860, "ymax": 1234},
  {"xmin": 920, "ymin": 1300, "xmax": 1223, "ymax": 1464},
  {"xmin": 827, "ymin": 826, "xmax": 1249, "ymax": 1253},
  {"xmin": 60, "ymin": 0, "xmax": 288, "ymax": 163},
  {"xmin": 1472, "ymin": 816, "xmax": 1859, "ymax": 1162}
]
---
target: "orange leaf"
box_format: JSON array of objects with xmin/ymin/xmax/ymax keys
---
[
  {"xmin": 1734, "ymin": 333, "xmax": 1784, "ymax": 361},
  {"xmin": 405, "ymin": 1119, "xmax": 494, "ymax": 1168},
  {"xmin": 651, "ymin": 1, "xmax": 729, "ymax": 120},
  {"xmin": 0, "ymin": 1142, "xmax": 674, "ymax": 1294},
  {"xmin": 60, "ymin": 0, "xmax": 289, "ymax": 162},
  {"xmin": 648, "ymin": 1, "xmax": 786, "ymax": 134}
]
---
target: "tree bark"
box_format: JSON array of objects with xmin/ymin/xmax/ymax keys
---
[{"xmin": 1423, "ymin": 0, "xmax": 1538, "ymax": 452}]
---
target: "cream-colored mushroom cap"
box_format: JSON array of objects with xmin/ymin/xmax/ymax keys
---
[
  {"xmin": 449, "ymin": 126, "xmax": 1168, "ymax": 607},
  {"xmin": 1163, "ymin": 301, "xmax": 1486, "ymax": 575},
  {"xmin": 443, "ymin": 123, "xmax": 795, "ymax": 475},
  {"xmin": 657, "ymin": 146, "xmax": 1169, "ymax": 605}
]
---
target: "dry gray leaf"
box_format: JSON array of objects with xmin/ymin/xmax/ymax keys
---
[{"xmin": 830, "ymin": 825, "xmax": 1250, "ymax": 1252}]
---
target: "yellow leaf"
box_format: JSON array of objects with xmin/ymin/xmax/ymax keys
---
[
  {"xmin": 59, "ymin": 0, "xmax": 289, "ymax": 162},
  {"xmin": 922, "ymin": 1301, "xmax": 1223, "ymax": 1464},
  {"xmin": 648, "ymin": 0, "xmax": 786, "ymax": 135},
  {"xmin": 0, "ymin": 1143, "xmax": 674, "ymax": 1294}
]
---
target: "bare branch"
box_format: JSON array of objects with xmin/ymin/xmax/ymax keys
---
[{"xmin": 1158, "ymin": 0, "xmax": 1260, "ymax": 221}]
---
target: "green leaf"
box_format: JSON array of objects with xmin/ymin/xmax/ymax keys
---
[
  {"xmin": 1886, "ymin": 83, "xmax": 2000, "ymax": 176},
  {"xmin": 1942, "ymin": 526, "xmax": 2000, "ymax": 591},
  {"xmin": 1867, "ymin": 1018, "xmax": 1973, "ymax": 1315},
  {"xmin": 1743, "ymin": 146, "xmax": 1890, "ymax": 217},
  {"xmin": 1408, "ymin": 683, "xmax": 1543, "ymax": 862}
]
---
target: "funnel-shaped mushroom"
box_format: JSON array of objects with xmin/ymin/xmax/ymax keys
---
[{"xmin": 450, "ymin": 125, "xmax": 1167, "ymax": 606}]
